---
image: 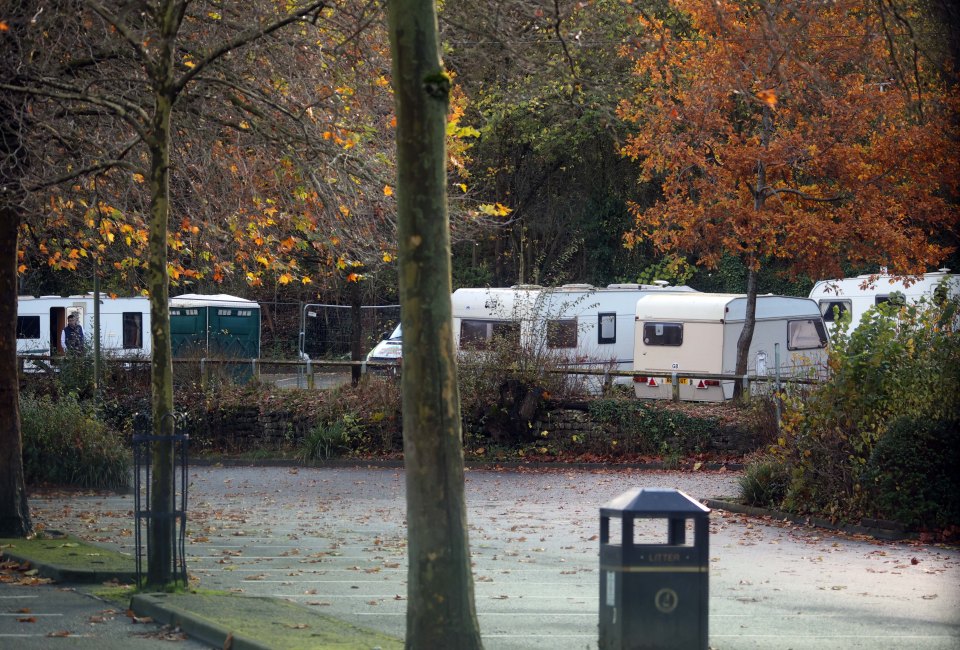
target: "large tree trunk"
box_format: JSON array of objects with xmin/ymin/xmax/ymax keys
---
[
  {"xmin": 0, "ymin": 207, "xmax": 31, "ymax": 538},
  {"xmin": 387, "ymin": 1, "xmax": 483, "ymax": 648},
  {"xmin": 0, "ymin": 1, "xmax": 33, "ymax": 539},
  {"xmin": 145, "ymin": 0, "xmax": 185, "ymax": 588}
]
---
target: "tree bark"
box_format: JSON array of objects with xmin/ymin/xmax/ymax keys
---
[
  {"xmin": 0, "ymin": 0, "xmax": 33, "ymax": 539},
  {"xmin": 733, "ymin": 265, "xmax": 758, "ymax": 401},
  {"xmin": 145, "ymin": 0, "xmax": 186, "ymax": 588},
  {"xmin": 351, "ymin": 273, "xmax": 362, "ymax": 386},
  {"xmin": 387, "ymin": 1, "xmax": 483, "ymax": 647},
  {"xmin": 733, "ymin": 102, "xmax": 773, "ymax": 402},
  {"xmin": 0, "ymin": 207, "xmax": 31, "ymax": 538}
]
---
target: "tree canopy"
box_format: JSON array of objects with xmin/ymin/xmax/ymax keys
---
[{"xmin": 619, "ymin": 0, "xmax": 958, "ymax": 281}]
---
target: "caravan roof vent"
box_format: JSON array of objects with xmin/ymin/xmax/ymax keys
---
[
  {"xmin": 653, "ymin": 280, "xmax": 670, "ymax": 287},
  {"xmin": 559, "ymin": 283, "xmax": 594, "ymax": 290},
  {"xmin": 606, "ymin": 283, "xmax": 641, "ymax": 290}
]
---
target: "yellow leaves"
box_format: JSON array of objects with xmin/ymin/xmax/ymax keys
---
[
  {"xmin": 335, "ymin": 257, "xmax": 347, "ymax": 270},
  {"xmin": 375, "ymin": 75, "xmax": 390, "ymax": 88},
  {"xmin": 346, "ymin": 272, "xmax": 360, "ymax": 283},
  {"xmin": 458, "ymin": 183, "xmax": 468, "ymax": 193},
  {"xmin": 338, "ymin": 205, "xmax": 350, "ymax": 217},
  {"xmin": 383, "ymin": 185, "xmax": 393, "ymax": 197},
  {"xmin": 17, "ymin": 264, "xmax": 27, "ymax": 273},
  {"xmin": 208, "ymin": 11, "xmax": 221, "ymax": 20},
  {"xmin": 478, "ymin": 202, "xmax": 512, "ymax": 217},
  {"xmin": 447, "ymin": 122, "xmax": 481, "ymax": 139},
  {"xmin": 255, "ymin": 255, "xmax": 270, "ymax": 267},
  {"xmin": 382, "ymin": 252, "xmax": 393, "ymax": 263},
  {"xmin": 756, "ymin": 89, "xmax": 778, "ymax": 108},
  {"xmin": 301, "ymin": 276, "xmax": 312, "ymax": 285},
  {"xmin": 133, "ymin": 173, "xmax": 145, "ymax": 184},
  {"xmin": 278, "ymin": 273, "xmax": 294, "ymax": 285},
  {"xmin": 183, "ymin": 58, "xmax": 196, "ymax": 69}
]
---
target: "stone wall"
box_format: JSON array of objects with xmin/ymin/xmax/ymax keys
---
[{"xmin": 185, "ymin": 403, "xmax": 759, "ymax": 456}]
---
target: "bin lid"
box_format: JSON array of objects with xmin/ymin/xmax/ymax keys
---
[{"xmin": 600, "ymin": 487, "xmax": 709, "ymax": 518}]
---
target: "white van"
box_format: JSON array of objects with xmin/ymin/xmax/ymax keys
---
[
  {"xmin": 366, "ymin": 324, "xmax": 402, "ymax": 365},
  {"xmin": 633, "ymin": 293, "xmax": 828, "ymax": 402},
  {"xmin": 809, "ymin": 268, "xmax": 958, "ymax": 333}
]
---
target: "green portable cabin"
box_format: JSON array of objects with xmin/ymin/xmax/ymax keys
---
[{"xmin": 169, "ymin": 294, "xmax": 261, "ymax": 359}]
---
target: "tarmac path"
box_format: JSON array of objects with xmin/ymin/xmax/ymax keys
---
[{"xmin": 22, "ymin": 465, "xmax": 960, "ymax": 649}]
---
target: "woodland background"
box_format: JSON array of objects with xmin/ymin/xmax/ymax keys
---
[{"xmin": 7, "ymin": 0, "xmax": 958, "ymax": 342}]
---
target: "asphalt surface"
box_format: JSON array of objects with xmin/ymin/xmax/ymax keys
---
[
  {"xmin": 4, "ymin": 464, "xmax": 959, "ymax": 649},
  {"xmin": 0, "ymin": 580, "xmax": 211, "ymax": 649}
]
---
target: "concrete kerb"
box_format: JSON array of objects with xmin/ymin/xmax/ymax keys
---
[
  {"xmin": 3, "ymin": 536, "xmax": 404, "ymax": 650},
  {"xmin": 0, "ymin": 548, "xmax": 137, "ymax": 583},
  {"xmin": 131, "ymin": 593, "xmax": 272, "ymax": 650},
  {"xmin": 129, "ymin": 592, "xmax": 404, "ymax": 650},
  {"xmin": 704, "ymin": 497, "xmax": 914, "ymax": 541}
]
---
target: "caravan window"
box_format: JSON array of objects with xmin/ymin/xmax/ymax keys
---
[
  {"xmin": 547, "ymin": 319, "xmax": 577, "ymax": 349},
  {"xmin": 875, "ymin": 291, "xmax": 906, "ymax": 306},
  {"xmin": 787, "ymin": 319, "xmax": 828, "ymax": 350},
  {"xmin": 642, "ymin": 322, "xmax": 683, "ymax": 346},
  {"xmin": 819, "ymin": 299, "xmax": 851, "ymax": 323},
  {"xmin": 459, "ymin": 319, "xmax": 520, "ymax": 350},
  {"xmin": 17, "ymin": 316, "xmax": 40, "ymax": 339},
  {"xmin": 123, "ymin": 312, "xmax": 144, "ymax": 349},
  {"xmin": 598, "ymin": 312, "xmax": 616, "ymax": 344}
]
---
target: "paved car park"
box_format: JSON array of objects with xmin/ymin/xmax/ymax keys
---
[{"xmin": 20, "ymin": 465, "xmax": 960, "ymax": 649}]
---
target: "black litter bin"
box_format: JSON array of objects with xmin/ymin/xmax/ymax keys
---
[{"xmin": 599, "ymin": 487, "xmax": 710, "ymax": 650}]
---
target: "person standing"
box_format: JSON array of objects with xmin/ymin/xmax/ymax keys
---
[{"xmin": 61, "ymin": 312, "xmax": 85, "ymax": 353}]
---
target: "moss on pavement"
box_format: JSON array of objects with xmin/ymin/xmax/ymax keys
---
[
  {"xmin": 133, "ymin": 591, "xmax": 403, "ymax": 649},
  {"xmin": 0, "ymin": 534, "xmax": 135, "ymax": 579}
]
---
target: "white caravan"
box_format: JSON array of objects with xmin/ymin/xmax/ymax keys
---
[
  {"xmin": 17, "ymin": 294, "xmax": 151, "ymax": 358},
  {"xmin": 809, "ymin": 268, "xmax": 959, "ymax": 333},
  {"xmin": 633, "ymin": 293, "xmax": 828, "ymax": 402},
  {"xmin": 451, "ymin": 283, "xmax": 697, "ymax": 388}
]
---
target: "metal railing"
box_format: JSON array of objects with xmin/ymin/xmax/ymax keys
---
[{"xmin": 133, "ymin": 413, "xmax": 189, "ymax": 587}]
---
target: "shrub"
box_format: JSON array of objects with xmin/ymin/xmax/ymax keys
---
[
  {"xmin": 772, "ymin": 295, "xmax": 960, "ymax": 526},
  {"xmin": 864, "ymin": 416, "xmax": 960, "ymax": 531},
  {"xmin": 297, "ymin": 414, "xmax": 364, "ymax": 461},
  {"xmin": 20, "ymin": 392, "xmax": 131, "ymax": 490},
  {"xmin": 738, "ymin": 455, "xmax": 790, "ymax": 508},
  {"xmin": 588, "ymin": 399, "xmax": 715, "ymax": 458}
]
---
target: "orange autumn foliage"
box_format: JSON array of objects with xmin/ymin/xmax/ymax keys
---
[{"xmin": 619, "ymin": 0, "xmax": 959, "ymax": 278}]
